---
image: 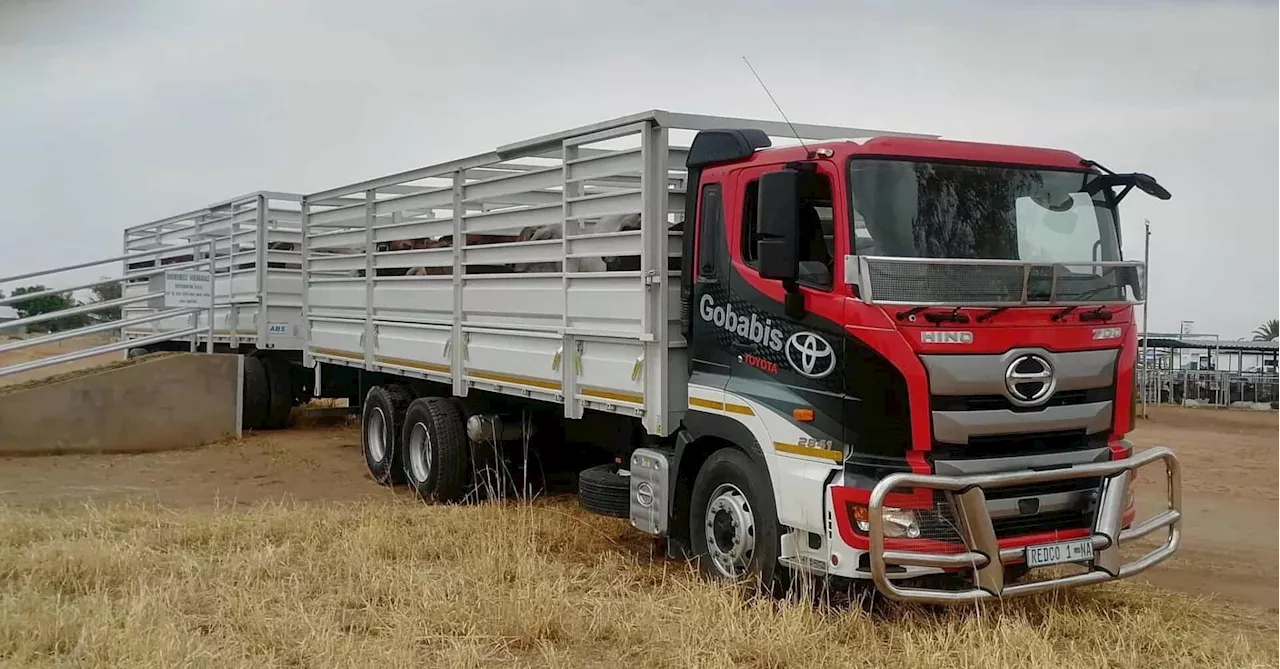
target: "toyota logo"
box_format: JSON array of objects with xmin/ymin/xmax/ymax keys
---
[
  {"xmin": 1004, "ymin": 354, "xmax": 1056, "ymax": 406},
  {"xmin": 784, "ymin": 332, "xmax": 836, "ymax": 379}
]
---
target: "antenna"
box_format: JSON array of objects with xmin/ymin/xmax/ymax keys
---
[{"xmin": 742, "ymin": 56, "xmax": 808, "ymax": 154}]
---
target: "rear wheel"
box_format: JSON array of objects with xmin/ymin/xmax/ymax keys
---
[
  {"xmin": 260, "ymin": 356, "xmax": 294, "ymax": 429},
  {"xmin": 689, "ymin": 448, "xmax": 781, "ymax": 590},
  {"xmin": 361, "ymin": 385, "xmax": 414, "ymax": 485},
  {"xmin": 241, "ymin": 355, "xmax": 269, "ymax": 431},
  {"xmin": 401, "ymin": 397, "xmax": 469, "ymax": 503}
]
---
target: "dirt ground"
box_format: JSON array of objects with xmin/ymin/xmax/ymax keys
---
[{"xmin": 0, "ymin": 405, "xmax": 1274, "ymax": 613}]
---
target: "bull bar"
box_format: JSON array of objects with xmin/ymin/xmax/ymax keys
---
[{"xmin": 867, "ymin": 446, "xmax": 1181, "ymax": 604}]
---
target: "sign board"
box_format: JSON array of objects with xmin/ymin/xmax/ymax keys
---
[
  {"xmin": 162, "ymin": 271, "xmax": 212, "ymax": 309},
  {"xmin": 266, "ymin": 322, "xmax": 294, "ymax": 337},
  {"xmin": 1179, "ymin": 320, "xmax": 1194, "ymax": 336}
]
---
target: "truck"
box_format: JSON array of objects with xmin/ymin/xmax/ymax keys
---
[{"xmin": 137, "ymin": 109, "xmax": 1183, "ymax": 603}]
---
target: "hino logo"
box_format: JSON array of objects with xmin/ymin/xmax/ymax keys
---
[
  {"xmin": 1004, "ymin": 354, "xmax": 1056, "ymax": 406},
  {"xmin": 785, "ymin": 332, "xmax": 836, "ymax": 379},
  {"xmin": 921, "ymin": 331, "xmax": 973, "ymax": 345}
]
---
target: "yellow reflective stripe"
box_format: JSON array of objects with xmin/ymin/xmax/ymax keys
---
[{"xmin": 773, "ymin": 442, "xmax": 842, "ymax": 462}]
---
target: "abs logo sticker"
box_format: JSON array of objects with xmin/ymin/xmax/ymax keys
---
[
  {"xmin": 699, "ymin": 294, "xmax": 784, "ymax": 351},
  {"xmin": 785, "ymin": 331, "xmax": 836, "ymax": 379}
]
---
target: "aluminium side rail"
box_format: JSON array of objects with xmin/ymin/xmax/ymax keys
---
[
  {"xmin": 300, "ymin": 109, "xmax": 937, "ymax": 436},
  {"xmin": 867, "ymin": 446, "xmax": 1182, "ymax": 603},
  {"xmin": 123, "ymin": 191, "xmax": 305, "ymax": 351},
  {"xmin": 0, "ymin": 241, "xmax": 217, "ymax": 379}
]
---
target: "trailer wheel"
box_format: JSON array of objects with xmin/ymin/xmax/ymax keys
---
[
  {"xmin": 689, "ymin": 448, "xmax": 781, "ymax": 589},
  {"xmin": 401, "ymin": 397, "xmax": 469, "ymax": 503},
  {"xmin": 260, "ymin": 356, "xmax": 294, "ymax": 429},
  {"xmin": 241, "ymin": 355, "xmax": 270, "ymax": 431},
  {"xmin": 361, "ymin": 384, "xmax": 414, "ymax": 486},
  {"xmin": 577, "ymin": 463, "xmax": 630, "ymax": 518}
]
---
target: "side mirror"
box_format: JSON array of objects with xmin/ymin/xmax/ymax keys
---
[
  {"xmin": 757, "ymin": 169, "xmax": 800, "ymax": 281},
  {"xmin": 1131, "ymin": 173, "xmax": 1171, "ymax": 201}
]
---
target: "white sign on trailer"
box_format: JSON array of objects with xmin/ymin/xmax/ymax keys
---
[{"xmin": 162, "ymin": 271, "xmax": 212, "ymax": 309}]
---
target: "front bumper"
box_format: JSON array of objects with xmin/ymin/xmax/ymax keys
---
[{"xmin": 867, "ymin": 446, "xmax": 1181, "ymax": 603}]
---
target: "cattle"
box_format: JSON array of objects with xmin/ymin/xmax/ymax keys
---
[{"xmin": 512, "ymin": 213, "xmax": 643, "ymax": 273}]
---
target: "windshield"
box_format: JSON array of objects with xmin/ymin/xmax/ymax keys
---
[{"xmin": 847, "ymin": 158, "xmax": 1121, "ymax": 263}]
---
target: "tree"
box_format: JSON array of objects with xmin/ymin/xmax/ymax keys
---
[
  {"xmin": 9, "ymin": 285, "xmax": 90, "ymax": 333},
  {"xmin": 1252, "ymin": 318, "xmax": 1279, "ymax": 341},
  {"xmin": 89, "ymin": 279, "xmax": 123, "ymax": 322}
]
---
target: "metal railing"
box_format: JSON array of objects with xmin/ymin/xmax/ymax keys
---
[
  {"xmin": 852, "ymin": 256, "xmax": 1147, "ymax": 307},
  {"xmin": 867, "ymin": 446, "xmax": 1181, "ymax": 603},
  {"xmin": 1139, "ymin": 369, "xmax": 1279, "ymax": 407},
  {"xmin": 0, "ymin": 241, "xmax": 216, "ymax": 379}
]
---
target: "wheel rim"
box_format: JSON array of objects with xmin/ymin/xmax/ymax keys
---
[
  {"xmin": 366, "ymin": 407, "xmax": 387, "ymax": 462},
  {"xmin": 703, "ymin": 483, "xmax": 756, "ymax": 578},
  {"xmin": 407, "ymin": 421, "xmax": 432, "ymax": 483}
]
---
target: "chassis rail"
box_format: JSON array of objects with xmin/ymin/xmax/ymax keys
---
[{"xmin": 867, "ymin": 446, "xmax": 1181, "ymax": 603}]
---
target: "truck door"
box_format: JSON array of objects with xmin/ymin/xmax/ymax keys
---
[
  {"xmin": 721, "ymin": 161, "xmax": 849, "ymax": 451},
  {"xmin": 688, "ymin": 181, "xmax": 733, "ymax": 399}
]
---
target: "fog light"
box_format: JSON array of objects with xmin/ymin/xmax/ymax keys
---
[{"xmin": 851, "ymin": 504, "xmax": 921, "ymax": 539}]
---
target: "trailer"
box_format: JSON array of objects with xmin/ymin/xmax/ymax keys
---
[
  {"xmin": 297, "ymin": 109, "xmax": 1183, "ymax": 602},
  {"xmin": 121, "ymin": 191, "xmax": 310, "ymax": 428}
]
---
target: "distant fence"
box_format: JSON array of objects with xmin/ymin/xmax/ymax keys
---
[{"xmin": 1139, "ymin": 369, "xmax": 1279, "ymax": 408}]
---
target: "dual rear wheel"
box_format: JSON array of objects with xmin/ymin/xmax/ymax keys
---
[
  {"xmin": 241, "ymin": 354, "xmax": 296, "ymax": 431},
  {"xmin": 359, "ymin": 385, "xmax": 469, "ymax": 503}
]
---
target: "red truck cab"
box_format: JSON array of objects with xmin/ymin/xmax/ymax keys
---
[{"xmin": 676, "ymin": 129, "xmax": 1180, "ymax": 601}]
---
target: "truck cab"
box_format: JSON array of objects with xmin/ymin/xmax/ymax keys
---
[{"xmin": 652, "ymin": 128, "xmax": 1181, "ymax": 601}]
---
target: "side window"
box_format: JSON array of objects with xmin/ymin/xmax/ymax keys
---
[
  {"xmin": 739, "ymin": 171, "xmax": 834, "ymax": 290},
  {"xmin": 697, "ymin": 183, "xmax": 722, "ymax": 280},
  {"xmin": 741, "ymin": 180, "xmax": 760, "ymax": 265}
]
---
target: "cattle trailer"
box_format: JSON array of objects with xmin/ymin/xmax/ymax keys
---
[
  {"xmin": 287, "ymin": 109, "xmax": 1182, "ymax": 603},
  {"xmin": 121, "ymin": 191, "xmax": 311, "ymax": 429}
]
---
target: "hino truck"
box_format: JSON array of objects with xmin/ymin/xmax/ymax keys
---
[{"xmin": 297, "ymin": 110, "xmax": 1181, "ymax": 602}]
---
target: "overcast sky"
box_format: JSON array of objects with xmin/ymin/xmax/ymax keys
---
[{"xmin": 1, "ymin": 0, "xmax": 1276, "ymax": 338}]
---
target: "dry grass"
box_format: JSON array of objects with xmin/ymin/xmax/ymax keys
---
[{"xmin": 0, "ymin": 497, "xmax": 1274, "ymax": 669}]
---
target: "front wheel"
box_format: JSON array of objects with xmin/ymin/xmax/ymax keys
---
[{"xmin": 689, "ymin": 448, "xmax": 782, "ymax": 590}]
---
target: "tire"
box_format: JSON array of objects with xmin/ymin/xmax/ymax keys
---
[
  {"xmin": 578, "ymin": 463, "xmax": 630, "ymax": 518},
  {"xmin": 260, "ymin": 356, "xmax": 294, "ymax": 429},
  {"xmin": 401, "ymin": 397, "xmax": 470, "ymax": 503},
  {"xmin": 241, "ymin": 355, "xmax": 270, "ymax": 431},
  {"xmin": 689, "ymin": 448, "xmax": 782, "ymax": 589},
  {"xmin": 361, "ymin": 384, "xmax": 415, "ymax": 486}
]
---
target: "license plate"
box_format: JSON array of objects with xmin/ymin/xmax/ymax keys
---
[{"xmin": 1025, "ymin": 538, "xmax": 1094, "ymax": 568}]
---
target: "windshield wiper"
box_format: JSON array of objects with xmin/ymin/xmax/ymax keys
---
[
  {"xmin": 924, "ymin": 307, "xmax": 970, "ymax": 325},
  {"xmin": 895, "ymin": 306, "xmax": 930, "ymax": 321},
  {"xmin": 976, "ymin": 307, "xmax": 1008, "ymax": 323},
  {"xmin": 1052, "ymin": 285, "xmax": 1121, "ymax": 321}
]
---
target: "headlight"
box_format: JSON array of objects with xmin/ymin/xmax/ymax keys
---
[{"xmin": 852, "ymin": 505, "xmax": 922, "ymax": 539}]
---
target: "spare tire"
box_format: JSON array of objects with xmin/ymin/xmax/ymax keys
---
[{"xmin": 578, "ymin": 463, "xmax": 630, "ymax": 518}]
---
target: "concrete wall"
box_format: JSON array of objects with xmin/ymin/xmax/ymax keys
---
[{"xmin": 0, "ymin": 353, "xmax": 242, "ymax": 455}]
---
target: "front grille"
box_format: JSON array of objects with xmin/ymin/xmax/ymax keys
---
[
  {"xmin": 930, "ymin": 387, "xmax": 1113, "ymax": 413},
  {"xmin": 913, "ymin": 488, "xmax": 1095, "ymax": 543},
  {"xmin": 992, "ymin": 509, "xmax": 1092, "ymax": 536},
  {"xmin": 929, "ymin": 429, "xmax": 1103, "ymax": 460},
  {"xmin": 988, "ymin": 476, "xmax": 1102, "ymax": 500}
]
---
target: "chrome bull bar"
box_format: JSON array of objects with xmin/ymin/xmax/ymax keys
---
[{"xmin": 868, "ymin": 446, "xmax": 1181, "ymax": 603}]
